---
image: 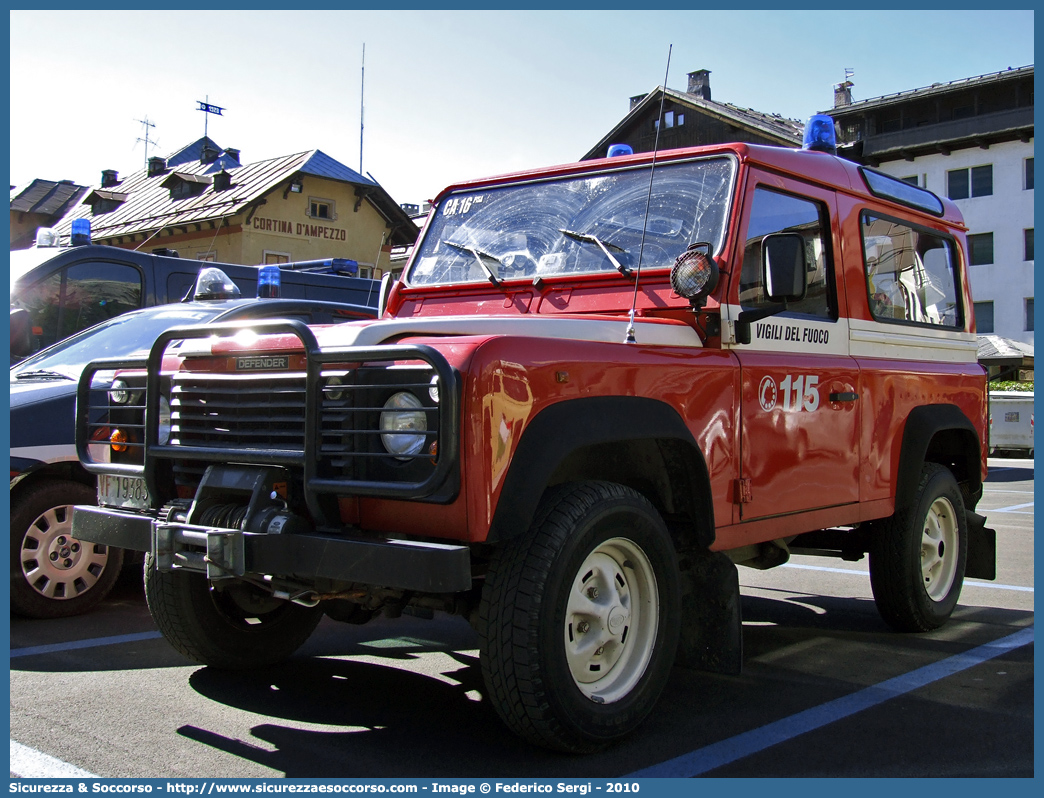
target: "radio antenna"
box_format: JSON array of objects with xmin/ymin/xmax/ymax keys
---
[{"xmin": 625, "ymin": 44, "xmax": 673, "ymax": 344}]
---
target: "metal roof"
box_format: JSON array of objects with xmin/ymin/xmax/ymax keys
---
[
  {"xmin": 11, "ymin": 179, "xmax": 89, "ymax": 216},
  {"xmin": 48, "ymin": 138, "xmax": 416, "ymax": 247},
  {"xmin": 977, "ymin": 334, "xmax": 1034, "ymax": 364},
  {"xmin": 298, "ymin": 150, "xmax": 375, "ymax": 185},
  {"xmin": 829, "ymin": 65, "xmax": 1034, "ymax": 117}
]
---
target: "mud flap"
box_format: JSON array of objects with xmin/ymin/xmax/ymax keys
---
[
  {"xmin": 965, "ymin": 511, "xmax": 997, "ymax": 581},
  {"xmin": 675, "ymin": 550, "xmax": 743, "ymax": 675}
]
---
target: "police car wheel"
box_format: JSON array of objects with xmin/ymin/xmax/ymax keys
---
[
  {"xmin": 478, "ymin": 481, "xmax": 680, "ymax": 753},
  {"xmin": 869, "ymin": 463, "xmax": 968, "ymax": 632},
  {"xmin": 10, "ymin": 480, "xmax": 124, "ymax": 619},
  {"xmin": 144, "ymin": 553, "xmax": 323, "ymax": 669}
]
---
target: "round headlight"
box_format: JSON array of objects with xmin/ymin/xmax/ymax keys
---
[
  {"xmin": 380, "ymin": 392, "xmax": 427, "ymax": 459},
  {"xmin": 110, "ymin": 379, "xmax": 131, "ymax": 404},
  {"xmin": 158, "ymin": 395, "xmax": 172, "ymax": 445},
  {"xmin": 429, "ymin": 375, "xmax": 440, "ymax": 404},
  {"xmin": 326, "ymin": 375, "xmax": 345, "ymax": 402},
  {"xmin": 670, "ymin": 245, "xmax": 719, "ymax": 305}
]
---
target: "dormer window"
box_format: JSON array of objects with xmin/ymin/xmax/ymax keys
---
[
  {"xmin": 160, "ymin": 172, "xmax": 213, "ymax": 200},
  {"xmin": 82, "ymin": 188, "xmax": 129, "ymax": 215}
]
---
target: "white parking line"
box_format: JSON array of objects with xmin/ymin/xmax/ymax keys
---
[
  {"xmin": 9, "ymin": 631, "xmax": 163, "ymax": 659},
  {"xmin": 631, "ymin": 626, "xmax": 1034, "ymax": 777},
  {"xmin": 990, "ymin": 502, "xmax": 1035, "ymax": 514},
  {"xmin": 780, "ymin": 563, "xmax": 1033, "ymax": 592},
  {"xmin": 10, "ymin": 740, "xmax": 98, "ymax": 778}
]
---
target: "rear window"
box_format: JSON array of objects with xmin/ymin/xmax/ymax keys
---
[{"xmin": 861, "ymin": 213, "xmax": 963, "ymax": 328}]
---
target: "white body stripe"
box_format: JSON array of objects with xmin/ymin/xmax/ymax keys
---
[
  {"xmin": 848, "ymin": 318, "xmax": 978, "ymax": 362},
  {"xmin": 316, "ymin": 315, "xmax": 704, "ymax": 349},
  {"xmin": 721, "ymin": 303, "xmax": 977, "ymax": 362}
]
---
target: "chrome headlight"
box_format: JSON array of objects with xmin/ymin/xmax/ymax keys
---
[
  {"xmin": 380, "ymin": 391, "xmax": 427, "ymax": 458},
  {"xmin": 158, "ymin": 395, "xmax": 172, "ymax": 444}
]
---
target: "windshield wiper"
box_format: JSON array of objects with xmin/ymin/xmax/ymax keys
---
[
  {"xmin": 14, "ymin": 369, "xmax": 74, "ymax": 382},
  {"xmin": 441, "ymin": 240, "xmax": 503, "ymax": 287},
  {"xmin": 559, "ymin": 229, "xmax": 631, "ymax": 277}
]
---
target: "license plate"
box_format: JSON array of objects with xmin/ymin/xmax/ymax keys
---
[{"xmin": 98, "ymin": 474, "xmax": 151, "ymax": 510}]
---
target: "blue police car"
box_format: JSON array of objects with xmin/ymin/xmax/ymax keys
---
[{"xmin": 10, "ymin": 269, "xmax": 374, "ymax": 618}]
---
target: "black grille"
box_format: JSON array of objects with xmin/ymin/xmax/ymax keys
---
[{"xmin": 171, "ymin": 373, "xmax": 307, "ymax": 450}]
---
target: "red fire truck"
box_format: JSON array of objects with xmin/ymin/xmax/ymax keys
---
[{"xmin": 72, "ymin": 118, "xmax": 995, "ymax": 752}]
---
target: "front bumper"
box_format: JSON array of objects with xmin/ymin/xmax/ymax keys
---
[{"xmin": 71, "ymin": 504, "xmax": 472, "ymax": 593}]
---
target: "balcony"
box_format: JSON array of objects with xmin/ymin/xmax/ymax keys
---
[{"xmin": 861, "ymin": 107, "xmax": 1033, "ymax": 159}]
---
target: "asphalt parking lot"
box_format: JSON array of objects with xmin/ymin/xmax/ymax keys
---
[{"xmin": 10, "ymin": 458, "xmax": 1034, "ymax": 779}]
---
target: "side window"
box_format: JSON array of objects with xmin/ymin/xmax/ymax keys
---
[
  {"xmin": 740, "ymin": 187, "xmax": 835, "ymax": 319},
  {"xmin": 61, "ymin": 262, "xmax": 143, "ymax": 339},
  {"xmin": 12, "ymin": 271, "xmax": 62, "ymax": 353},
  {"xmin": 862, "ymin": 214, "xmax": 962, "ymax": 328}
]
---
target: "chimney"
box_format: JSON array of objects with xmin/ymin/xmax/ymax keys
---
[
  {"xmin": 101, "ymin": 169, "xmax": 118, "ymax": 187},
  {"xmin": 213, "ymin": 170, "xmax": 232, "ymax": 192},
  {"xmin": 222, "ymin": 148, "xmax": 240, "ymax": 164},
  {"xmin": 687, "ymin": 69, "xmax": 711, "ymax": 100},
  {"xmin": 630, "ymin": 93, "xmax": 648, "ymax": 110},
  {"xmin": 201, "ymin": 144, "xmax": 219, "ymax": 164},
  {"xmin": 834, "ymin": 80, "xmax": 854, "ymax": 108},
  {"xmin": 148, "ymin": 157, "xmax": 166, "ymax": 177}
]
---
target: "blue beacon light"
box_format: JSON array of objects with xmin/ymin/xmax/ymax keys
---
[
  {"xmin": 607, "ymin": 144, "xmax": 634, "ymax": 158},
  {"xmin": 70, "ymin": 218, "xmax": 91, "ymax": 246},
  {"xmin": 257, "ymin": 264, "xmax": 281, "ymax": 298},
  {"xmin": 802, "ymin": 114, "xmax": 837, "ymax": 155}
]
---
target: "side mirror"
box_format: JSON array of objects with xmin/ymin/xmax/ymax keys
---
[
  {"xmin": 377, "ymin": 272, "xmax": 394, "ymax": 318},
  {"xmin": 762, "ymin": 233, "xmax": 807, "ymax": 303},
  {"xmin": 734, "ymin": 233, "xmax": 809, "ymax": 345},
  {"xmin": 10, "ymin": 307, "xmax": 34, "ymax": 361}
]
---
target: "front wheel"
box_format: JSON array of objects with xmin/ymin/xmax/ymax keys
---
[
  {"xmin": 478, "ymin": 481, "xmax": 680, "ymax": 753},
  {"xmin": 144, "ymin": 553, "xmax": 323, "ymax": 669},
  {"xmin": 870, "ymin": 463, "xmax": 968, "ymax": 632}
]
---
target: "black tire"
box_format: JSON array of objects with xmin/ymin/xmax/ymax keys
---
[
  {"xmin": 478, "ymin": 481, "xmax": 681, "ymax": 753},
  {"xmin": 144, "ymin": 553, "xmax": 323, "ymax": 669},
  {"xmin": 869, "ymin": 463, "xmax": 968, "ymax": 632},
  {"xmin": 10, "ymin": 480, "xmax": 124, "ymax": 619}
]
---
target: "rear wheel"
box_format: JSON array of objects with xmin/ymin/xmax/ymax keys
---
[
  {"xmin": 870, "ymin": 463, "xmax": 968, "ymax": 632},
  {"xmin": 144, "ymin": 553, "xmax": 323, "ymax": 669},
  {"xmin": 478, "ymin": 481, "xmax": 680, "ymax": 752},
  {"xmin": 11, "ymin": 480, "xmax": 124, "ymax": 619}
]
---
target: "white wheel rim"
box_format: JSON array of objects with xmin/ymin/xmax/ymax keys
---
[
  {"xmin": 20, "ymin": 505, "xmax": 109, "ymax": 600},
  {"xmin": 921, "ymin": 496, "xmax": 958, "ymax": 602},
  {"xmin": 564, "ymin": 536, "xmax": 658, "ymax": 704}
]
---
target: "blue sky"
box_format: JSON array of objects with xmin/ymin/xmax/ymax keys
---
[{"xmin": 9, "ymin": 9, "xmax": 1035, "ymax": 208}]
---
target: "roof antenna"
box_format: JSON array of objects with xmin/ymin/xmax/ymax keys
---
[
  {"xmin": 625, "ymin": 43, "xmax": 673, "ymax": 344},
  {"xmin": 134, "ymin": 116, "xmax": 159, "ymax": 170},
  {"xmin": 360, "ymin": 44, "xmax": 366, "ymax": 174}
]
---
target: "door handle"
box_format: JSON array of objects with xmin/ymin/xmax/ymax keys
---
[{"xmin": 829, "ymin": 392, "xmax": 858, "ymax": 402}]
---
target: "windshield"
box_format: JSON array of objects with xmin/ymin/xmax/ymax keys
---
[
  {"xmin": 407, "ymin": 156, "xmax": 735, "ymax": 287},
  {"xmin": 11, "ymin": 306, "xmax": 223, "ymax": 380}
]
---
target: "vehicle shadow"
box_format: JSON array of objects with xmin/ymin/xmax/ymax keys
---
[
  {"xmin": 985, "ymin": 466, "xmax": 1034, "ymax": 483},
  {"xmin": 173, "ymin": 596, "xmax": 1034, "ymax": 777}
]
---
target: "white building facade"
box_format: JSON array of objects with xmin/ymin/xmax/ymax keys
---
[
  {"xmin": 828, "ymin": 66, "xmax": 1034, "ymax": 346},
  {"xmin": 877, "ymin": 139, "xmax": 1034, "ymax": 345}
]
